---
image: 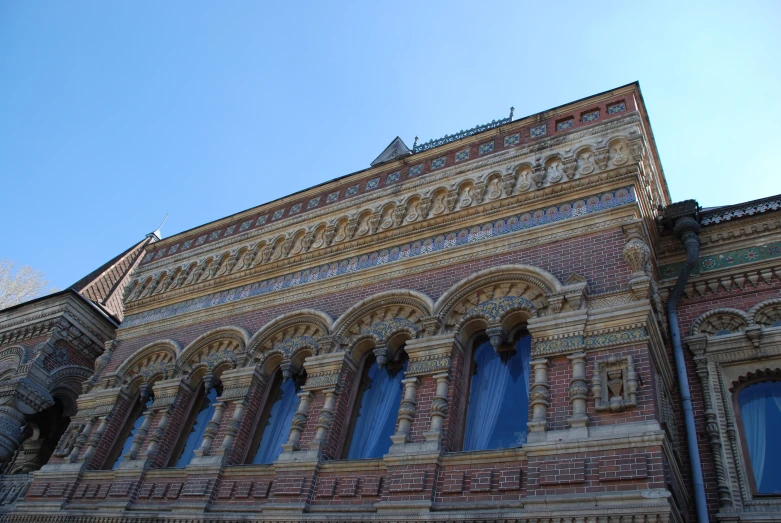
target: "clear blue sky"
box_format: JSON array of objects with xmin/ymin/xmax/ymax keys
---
[{"xmin": 1, "ymin": 2, "xmax": 779, "ymax": 290}]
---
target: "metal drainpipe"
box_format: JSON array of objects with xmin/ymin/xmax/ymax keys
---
[{"xmin": 663, "ymin": 201, "xmax": 708, "ymax": 523}]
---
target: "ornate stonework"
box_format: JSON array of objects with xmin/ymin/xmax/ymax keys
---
[{"xmin": 3, "ymin": 83, "xmax": 779, "ymax": 523}]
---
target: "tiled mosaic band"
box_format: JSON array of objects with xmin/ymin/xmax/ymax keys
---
[
  {"xmin": 659, "ymin": 241, "xmax": 781, "ymax": 279},
  {"xmin": 123, "ymin": 187, "xmax": 637, "ymax": 328}
]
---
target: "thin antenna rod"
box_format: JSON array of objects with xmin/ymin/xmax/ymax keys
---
[
  {"xmin": 156, "ymin": 213, "xmax": 169, "ymax": 231},
  {"xmin": 149, "ymin": 213, "xmax": 169, "ymax": 240}
]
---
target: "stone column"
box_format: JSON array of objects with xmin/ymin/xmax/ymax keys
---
[
  {"xmin": 143, "ymin": 407, "xmax": 171, "ymax": 459},
  {"xmin": 392, "ymin": 333, "xmax": 459, "ymax": 454},
  {"xmin": 309, "ymin": 387, "xmax": 338, "ymax": 451},
  {"xmin": 68, "ymin": 417, "xmax": 96, "ymax": 463},
  {"xmin": 527, "ymin": 358, "xmax": 551, "ymax": 442},
  {"xmin": 567, "ymin": 352, "xmax": 589, "ymax": 432},
  {"xmin": 423, "ymin": 372, "xmax": 450, "ymax": 442},
  {"xmin": 193, "ymin": 401, "xmax": 225, "ymax": 458},
  {"xmin": 123, "ymin": 409, "xmax": 155, "ymax": 461},
  {"xmin": 281, "ymin": 391, "xmax": 313, "ymax": 453},
  {"xmin": 82, "ymin": 415, "xmax": 110, "ymax": 464},
  {"xmin": 211, "ymin": 365, "xmax": 264, "ymax": 461},
  {"xmin": 217, "ymin": 399, "xmax": 246, "ymax": 457},
  {"xmin": 390, "ymin": 378, "xmax": 419, "ymax": 445}
]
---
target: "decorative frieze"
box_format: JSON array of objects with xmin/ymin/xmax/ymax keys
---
[{"xmin": 123, "ymin": 186, "xmax": 637, "ymax": 329}]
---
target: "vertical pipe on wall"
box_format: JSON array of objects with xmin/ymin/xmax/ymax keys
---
[{"xmin": 663, "ymin": 200, "xmax": 708, "ymax": 523}]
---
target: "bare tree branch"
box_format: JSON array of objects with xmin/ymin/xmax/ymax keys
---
[{"xmin": 0, "ymin": 259, "xmax": 56, "ymax": 309}]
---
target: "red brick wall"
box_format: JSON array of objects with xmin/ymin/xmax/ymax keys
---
[{"xmin": 670, "ymin": 276, "xmax": 781, "ymax": 519}]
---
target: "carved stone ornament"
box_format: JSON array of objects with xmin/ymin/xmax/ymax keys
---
[
  {"xmin": 622, "ymin": 238, "xmax": 651, "ymax": 278},
  {"xmin": 592, "ymin": 355, "xmax": 638, "ymax": 413}
]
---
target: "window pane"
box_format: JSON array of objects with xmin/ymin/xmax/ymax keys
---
[
  {"xmin": 346, "ymin": 359, "xmax": 407, "ymax": 460},
  {"xmin": 111, "ymin": 395, "xmax": 153, "ymax": 469},
  {"xmin": 174, "ymin": 387, "xmax": 218, "ymax": 468},
  {"xmin": 463, "ymin": 335, "xmax": 531, "ymax": 451},
  {"xmin": 739, "ymin": 381, "xmax": 781, "ymax": 494},
  {"xmin": 252, "ymin": 377, "xmax": 301, "ymax": 464}
]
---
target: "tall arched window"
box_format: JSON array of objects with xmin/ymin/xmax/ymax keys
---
[
  {"xmin": 738, "ymin": 380, "xmax": 781, "ymax": 494},
  {"xmin": 170, "ymin": 383, "xmax": 221, "ymax": 468},
  {"xmin": 109, "ymin": 392, "xmax": 154, "ymax": 469},
  {"xmin": 463, "ymin": 332, "xmax": 531, "ymax": 451},
  {"xmin": 344, "ymin": 350, "xmax": 408, "ymax": 460},
  {"xmin": 247, "ymin": 370, "xmax": 305, "ymax": 465}
]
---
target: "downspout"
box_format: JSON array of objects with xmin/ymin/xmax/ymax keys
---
[{"xmin": 663, "ymin": 200, "xmax": 708, "ymax": 523}]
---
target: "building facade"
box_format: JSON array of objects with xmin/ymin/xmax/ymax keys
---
[{"xmin": 1, "ymin": 82, "xmax": 780, "ymax": 522}]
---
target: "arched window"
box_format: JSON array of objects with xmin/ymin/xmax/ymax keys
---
[
  {"xmin": 170, "ymin": 383, "xmax": 222, "ymax": 468},
  {"xmin": 738, "ymin": 380, "xmax": 781, "ymax": 494},
  {"xmin": 247, "ymin": 369, "xmax": 305, "ymax": 465},
  {"xmin": 344, "ymin": 350, "xmax": 408, "ymax": 460},
  {"xmin": 463, "ymin": 332, "xmax": 531, "ymax": 451},
  {"xmin": 109, "ymin": 392, "xmax": 154, "ymax": 469}
]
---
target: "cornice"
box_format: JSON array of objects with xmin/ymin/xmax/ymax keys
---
[
  {"xmin": 127, "ymin": 163, "xmax": 646, "ymax": 316},
  {"xmin": 657, "ymin": 209, "xmax": 781, "ymax": 263},
  {"xmin": 138, "ymin": 113, "xmax": 646, "ymax": 274},
  {"xmin": 116, "ymin": 205, "xmax": 638, "ymax": 340},
  {"xmin": 145, "ymin": 97, "xmax": 644, "ymax": 255}
]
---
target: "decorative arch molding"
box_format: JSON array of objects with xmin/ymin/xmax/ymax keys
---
[
  {"xmin": 730, "ymin": 367, "xmax": 781, "ymax": 392},
  {"xmin": 0, "ymin": 346, "xmax": 30, "ymax": 366},
  {"xmin": 176, "ymin": 326, "xmax": 249, "ymax": 375},
  {"xmin": 690, "ymin": 308, "xmax": 752, "ymax": 336},
  {"xmin": 49, "ymin": 365, "xmax": 93, "ymax": 392},
  {"xmin": 332, "ymin": 290, "xmax": 433, "ymax": 350},
  {"xmin": 748, "ymin": 299, "xmax": 781, "ymax": 328},
  {"xmin": 247, "ymin": 309, "xmax": 333, "ymax": 361},
  {"xmin": 115, "ymin": 339, "xmax": 181, "ymax": 383},
  {"xmin": 433, "ymin": 264, "xmax": 575, "ymax": 334},
  {"xmin": 0, "ymin": 346, "xmax": 29, "ymax": 380}
]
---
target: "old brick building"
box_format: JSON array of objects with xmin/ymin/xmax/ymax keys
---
[{"xmin": 1, "ymin": 82, "xmax": 780, "ymax": 522}]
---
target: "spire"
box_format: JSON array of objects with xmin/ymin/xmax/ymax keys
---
[{"xmin": 147, "ymin": 213, "xmax": 169, "ymax": 241}]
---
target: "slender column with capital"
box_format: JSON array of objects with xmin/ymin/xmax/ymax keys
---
[
  {"xmin": 194, "ymin": 401, "xmax": 225, "ymax": 458},
  {"xmin": 68, "ymin": 417, "xmax": 96, "ymax": 463},
  {"xmin": 216, "ymin": 399, "xmax": 246, "ymax": 457},
  {"xmin": 567, "ymin": 352, "xmax": 589, "ymax": 430},
  {"xmin": 309, "ymin": 387, "xmax": 338, "ymax": 451},
  {"xmin": 143, "ymin": 407, "xmax": 171, "ymax": 459},
  {"xmin": 423, "ymin": 372, "xmax": 450, "ymax": 444},
  {"xmin": 527, "ymin": 358, "xmax": 551, "ymax": 441},
  {"xmin": 390, "ymin": 377, "xmax": 419, "ymax": 445},
  {"xmin": 82, "ymin": 415, "xmax": 110, "ymax": 464},
  {"xmin": 123, "ymin": 409, "xmax": 155, "ymax": 462},
  {"xmin": 281, "ymin": 391, "xmax": 313, "ymax": 453}
]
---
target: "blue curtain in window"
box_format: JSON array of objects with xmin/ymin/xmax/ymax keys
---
[
  {"xmin": 111, "ymin": 395, "xmax": 153, "ymax": 469},
  {"xmin": 463, "ymin": 335, "xmax": 531, "ymax": 451},
  {"xmin": 252, "ymin": 377, "xmax": 301, "ymax": 464},
  {"xmin": 346, "ymin": 359, "xmax": 407, "ymax": 460},
  {"xmin": 174, "ymin": 387, "xmax": 218, "ymax": 468},
  {"xmin": 739, "ymin": 381, "xmax": 781, "ymax": 493}
]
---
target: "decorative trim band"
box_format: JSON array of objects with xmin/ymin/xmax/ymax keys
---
[
  {"xmin": 122, "ymin": 187, "xmax": 636, "ymax": 329},
  {"xmin": 659, "ymin": 241, "xmax": 781, "ymax": 279},
  {"xmin": 534, "ymin": 328, "xmax": 648, "ymax": 356}
]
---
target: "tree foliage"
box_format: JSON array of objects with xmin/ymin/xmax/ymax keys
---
[{"xmin": 0, "ymin": 259, "xmax": 55, "ymax": 309}]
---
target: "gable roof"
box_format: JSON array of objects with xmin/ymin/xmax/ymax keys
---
[{"xmin": 370, "ymin": 136, "xmax": 412, "ymax": 166}]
